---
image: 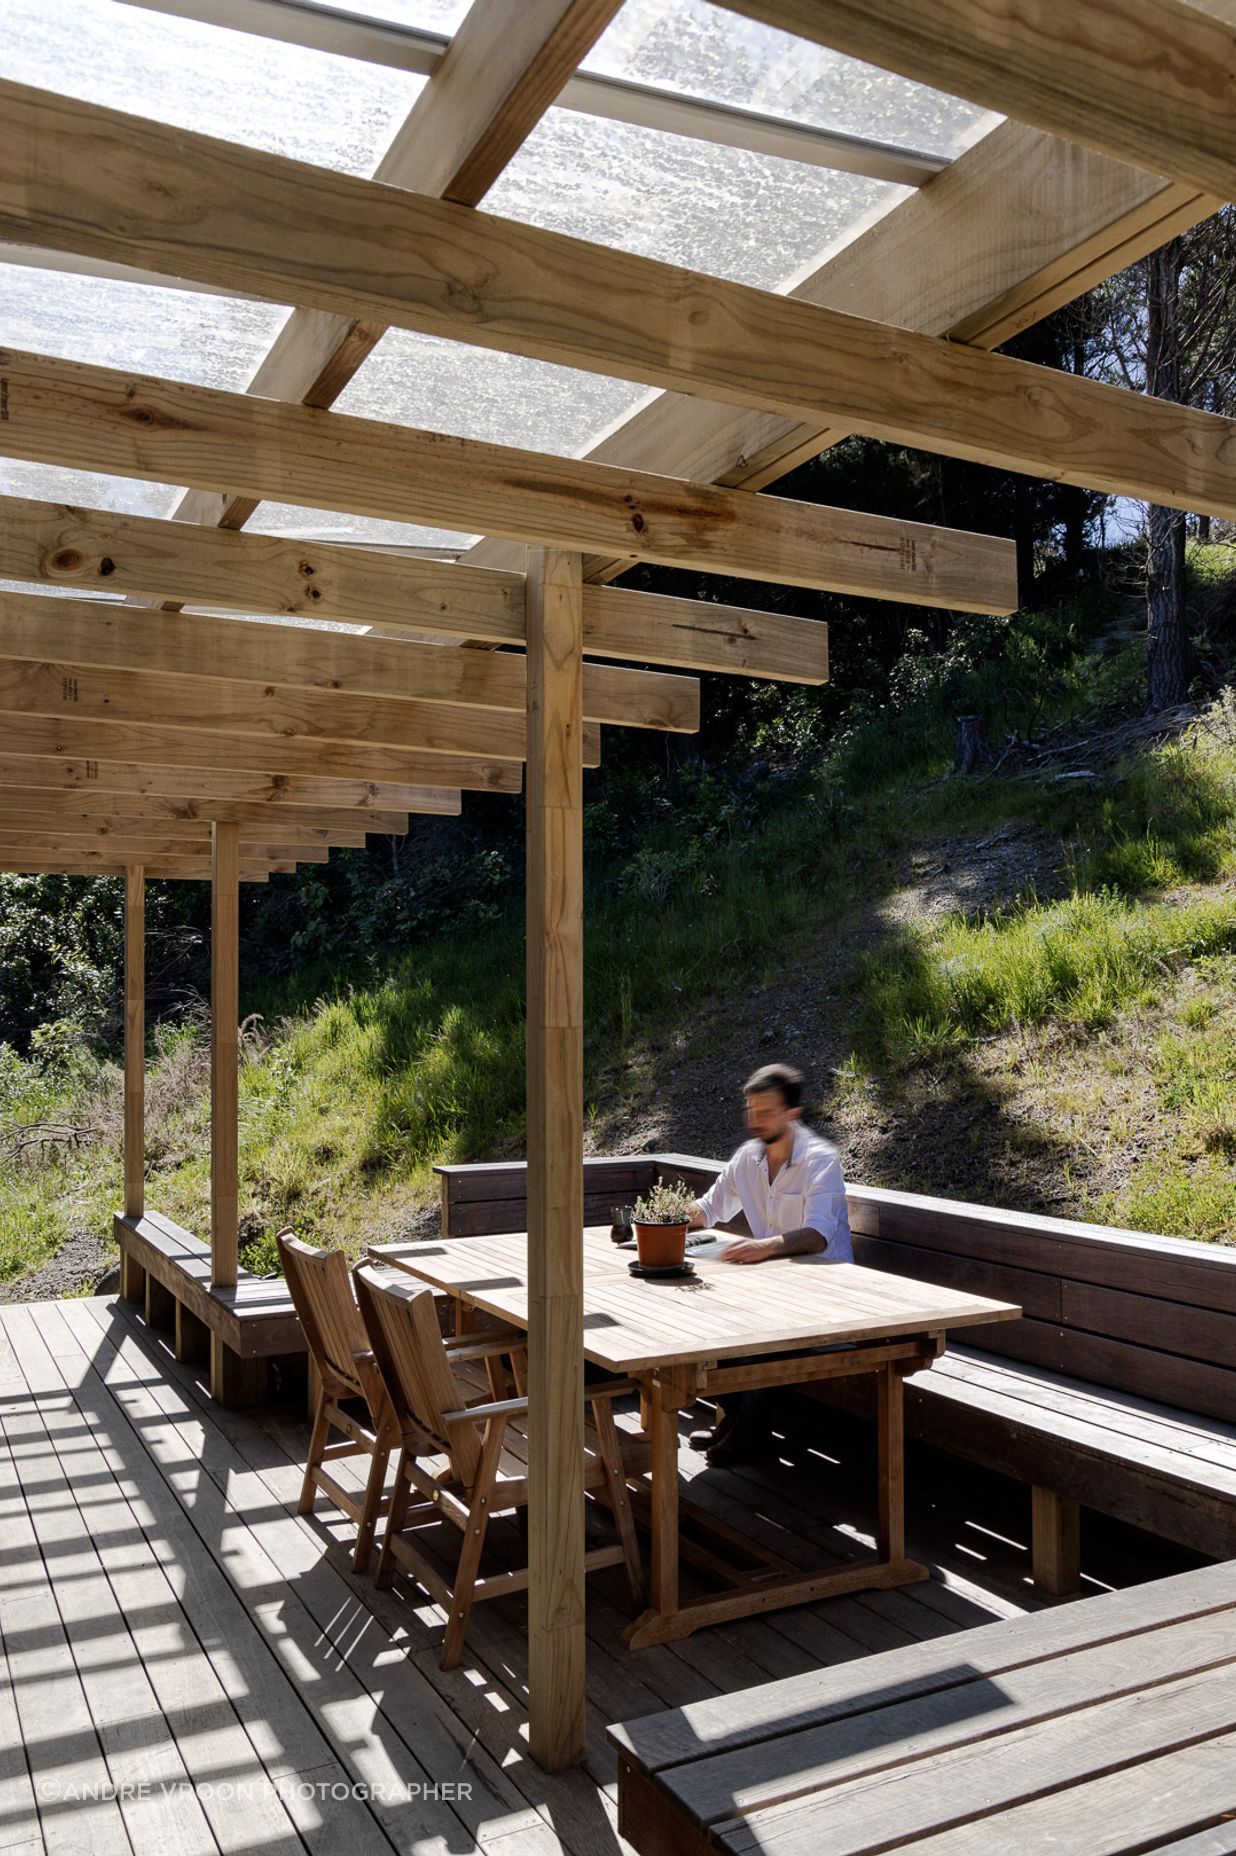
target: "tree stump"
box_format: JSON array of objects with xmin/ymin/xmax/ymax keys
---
[{"xmin": 953, "ymin": 713, "xmax": 992, "ymax": 774}]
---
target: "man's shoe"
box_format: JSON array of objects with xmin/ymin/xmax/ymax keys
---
[{"xmin": 688, "ymin": 1411, "xmax": 734, "ymax": 1452}]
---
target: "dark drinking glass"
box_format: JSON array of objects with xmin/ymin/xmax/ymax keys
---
[{"xmin": 610, "ymin": 1204, "xmax": 634, "ymax": 1243}]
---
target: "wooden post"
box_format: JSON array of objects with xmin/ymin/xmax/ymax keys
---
[
  {"xmin": 210, "ymin": 820, "xmax": 240, "ymax": 1291},
  {"xmin": 525, "ymin": 549, "xmax": 586, "ymax": 1771},
  {"xmin": 1032, "ymin": 1486, "xmax": 1082, "ymax": 1595},
  {"xmin": 118, "ymin": 864, "xmax": 147, "ymax": 1302},
  {"xmin": 876, "ymin": 1362, "xmax": 906, "ymax": 1564}
]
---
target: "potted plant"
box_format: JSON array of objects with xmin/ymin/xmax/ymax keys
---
[{"xmin": 631, "ymin": 1180, "xmax": 697, "ymax": 1269}]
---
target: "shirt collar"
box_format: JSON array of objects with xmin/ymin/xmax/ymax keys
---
[{"xmin": 758, "ymin": 1122, "xmax": 809, "ymax": 1173}]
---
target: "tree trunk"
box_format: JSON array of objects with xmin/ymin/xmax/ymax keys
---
[
  {"xmin": 1198, "ymin": 512, "xmax": 1212, "ymax": 543},
  {"xmin": 1013, "ymin": 475, "xmax": 1035, "ymax": 605},
  {"xmin": 1147, "ymin": 501, "xmax": 1191, "ymax": 709},
  {"xmin": 1144, "ymin": 239, "xmax": 1193, "ymax": 708},
  {"xmin": 954, "ymin": 713, "xmax": 992, "ymax": 774}
]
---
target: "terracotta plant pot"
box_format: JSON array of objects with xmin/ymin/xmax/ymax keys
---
[{"xmin": 633, "ymin": 1220, "xmax": 689, "ymax": 1269}]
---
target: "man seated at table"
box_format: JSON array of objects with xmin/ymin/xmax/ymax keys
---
[{"xmin": 686, "ymin": 1061, "xmax": 852, "ymax": 1466}]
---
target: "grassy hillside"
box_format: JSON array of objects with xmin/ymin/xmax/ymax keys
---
[{"xmin": 4, "ymin": 571, "xmax": 1236, "ymax": 1291}]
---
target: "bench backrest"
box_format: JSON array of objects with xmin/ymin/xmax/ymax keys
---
[
  {"xmin": 434, "ymin": 1154, "xmax": 726, "ymax": 1237},
  {"xmin": 435, "ymin": 1158, "xmax": 1236, "ymax": 1424},
  {"xmin": 848, "ymin": 1185, "xmax": 1236, "ymax": 1425}
]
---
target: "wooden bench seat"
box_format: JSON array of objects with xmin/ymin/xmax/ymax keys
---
[
  {"xmin": 800, "ymin": 1186, "xmax": 1236, "ymax": 1588},
  {"xmin": 115, "ymin": 1209, "xmax": 305, "ymax": 1407},
  {"xmin": 609, "ymin": 1558, "xmax": 1236, "ymax": 1856}
]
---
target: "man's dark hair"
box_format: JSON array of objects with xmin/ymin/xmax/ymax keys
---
[{"xmin": 743, "ymin": 1062, "xmax": 805, "ymax": 1109}]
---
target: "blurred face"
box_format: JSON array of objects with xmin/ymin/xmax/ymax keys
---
[{"xmin": 744, "ymin": 1088, "xmax": 799, "ymax": 1148}]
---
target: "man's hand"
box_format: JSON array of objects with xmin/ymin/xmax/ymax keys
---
[{"xmin": 720, "ymin": 1236, "xmax": 783, "ymax": 1264}]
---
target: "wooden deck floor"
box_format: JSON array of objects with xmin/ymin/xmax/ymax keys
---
[{"xmin": 0, "ymin": 1295, "xmax": 1206, "ymax": 1856}]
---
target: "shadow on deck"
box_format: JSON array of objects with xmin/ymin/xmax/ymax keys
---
[{"xmin": 0, "ymin": 1295, "xmax": 1204, "ymax": 1856}]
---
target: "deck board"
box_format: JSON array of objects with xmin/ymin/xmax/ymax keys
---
[
  {"xmin": 54, "ymin": 1296, "xmax": 546, "ymax": 1855},
  {"xmin": 0, "ymin": 1295, "xmax": 1211, "ymax": 1856}
]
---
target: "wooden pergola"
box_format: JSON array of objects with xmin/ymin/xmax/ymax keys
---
[{"xmin": 2, "ymin": 0, "xmax": 1235, "ymax": 1771}]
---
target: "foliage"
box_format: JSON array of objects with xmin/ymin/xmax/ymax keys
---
[{"xmin": 632, "ymin": 1181, "xmax": 697, "ymax": 1226}]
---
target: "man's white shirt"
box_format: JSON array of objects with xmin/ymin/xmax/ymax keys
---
[{"xmin": 695, "ymin": 1123, "xmax": 853, "ymax": 1262}]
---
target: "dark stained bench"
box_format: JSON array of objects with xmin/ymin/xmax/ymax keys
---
[
  {"xmin": 820, "ymin": 1186, "xmax": 1236, "ymax": 1587},
  {"xmin": 434, "ymin": 1153, "xmax": 732, "ymax": 1237},
  {"xmin": 114, "ymin": 1210, "xmax": 305, "ymax": 1407},
  {"xmin": 608, "ymin": 1558, "xmax": 1236, "ymax": 1856},
  {"xmin": 436, "ymin": 1160, "xmax": 1236, "ymax": 1588}
]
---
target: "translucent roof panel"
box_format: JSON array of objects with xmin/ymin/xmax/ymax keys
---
[
  {"xmin": 243, "ymin": 502, "xmax": 476, "ymax": 552},
  {"xmin": 0, "ymin": 263, "xmax": 289, "ymax": 390},
  {"xmin": 486, "ymin": 111, "xmax": 908, "ymax": 290},
  {"xmin": 0, "ymin": 0, "xmax": 424, "ymax": 170},
  {"xmin": 338, "ymin": 330, "xmax": 656, "ymax": 461},
  {"xmin": 585, "ymin": 0, "xmax": 999, "ymax": 157},
  {"xmin": 0, "ymin": 457, "xmax": 181, "ymax": 520}
]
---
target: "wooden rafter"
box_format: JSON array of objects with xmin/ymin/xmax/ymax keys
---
[
  {"xmin": 0, "ymin": 656, "xmax": 604, "ymax": 763},
  {"xmin": 0, "ymin": 351, "xmax": 1017, "ymax": 607},
  {"xmin": 0, "ymin": 861, "xmax": 282, "ymax": 881},
  {"xmin": 0, "ymin": 592, "xmax": 700, "ymax": 733},
  {"xmin": 0, "ymin": 751, "xmax": 467, "ymax": 812},
  {"xmin": 0, "ymin": 842, "xmax": 332, "ymax": 868},
  {"xmin": 2, "ymin": 83, "xmax": 1235, "ymax": 518},
  {"xmin": 0, "ymin": 788, "xmax": 415, "ymax": 833},
  {"xmin": 0, "ymin": 713, "xmax": 528, "ymax": 789},
  {"xmin": 0, "ymin": 496, "xmax": 831, "ymax": 682},
  {"xmin": 0, "ymin": 814, "xmax": 376, "ymax": 846},
  {"xmin": 163, "ymin": 0, "xmax": 623, "ymax": 534},
  {"xmin": 711, "ymin": 0, "xmax": 1236, "ymax": 205}
]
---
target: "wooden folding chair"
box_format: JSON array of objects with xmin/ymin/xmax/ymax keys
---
[
  {"xmin": 276, "ymin": 1229, "xmax": 406, "ymax": 1572},
  {"xmin": 354, "ymin": 1261, "xmax": 647, "ymax": 1669}
]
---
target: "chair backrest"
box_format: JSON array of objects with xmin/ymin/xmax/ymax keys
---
[
  {"xmin": 353, "ymin": 1263, "xmax": 482, "ymax": 1486},
  {"xmin": 276, "ymin": 1229, "xmax": 369, "ymax": 1393}
]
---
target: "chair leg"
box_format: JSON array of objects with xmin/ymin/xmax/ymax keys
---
[
  {"xmin": 352, "ymin": 1436, "xmax": 392, "ymax": 1574},
  {"xmin": 441, "ymin": 1419, "xmax": 506, "ymax": 1670},
  {"xmin": 591, "ymin": 1397, "xmax": 645, "ymax": 1607},
  {"xmin": 300, "ymin": 1381, "xmax": 332, "ymax": 1516},
  {"xmin": 375, "ymin": 1450, "xmax": 413, "ymax": 1590}
]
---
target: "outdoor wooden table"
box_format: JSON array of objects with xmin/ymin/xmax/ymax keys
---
[{"xmin": 368, "ymin": 1230, "xmax": 1019, "ymax": 1647}]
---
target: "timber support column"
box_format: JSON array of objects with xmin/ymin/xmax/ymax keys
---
[
  {"xmin": 119, "ymin": 863, "xmax": 146, "ymax": 1302},
  {"xmin": 525, "ymin": 548, "xmax": 586, "ymax": 1771},
  {"xmin": 210, "ymin": 820, "xmax": 240, "ymax": 1292}
]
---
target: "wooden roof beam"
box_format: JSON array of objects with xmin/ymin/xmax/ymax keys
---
[
  {"xmin": 0, "ymin": 750, "xmax": 465, "ymax": 813},
  {"xmin": 0, "ymin": 591, "xmax": 699, "ymax": 733},
  {"xmin": 0, "ymin": 713, "xmax": 528, "ymax": 790},
  {"xmin": 0, "ymin": 815, "xmax": 373, "ymax": 846},
  {"xmin": 0, "ymin": 832, "xmax": 333, "ymax": 862},
  {"xmin": 0, "ymin": 653, "xmax": 604, "ymax": 764},
  {"xmin": 0, "ymin": 858, "xmax": 279, "ymax": 880},
  {"xmin": 0, "ymin": 496, "xmax": 831, "ymax": 683},
  {"xmin": 1, "ymin": 83, "xmax": 1234, "ymax": 518},
  {"xmin": 0, "ymin": 785, "xmax": 413, "ymax": 832},
  {"xmin": 0, "ymin": 350, "xmax": 1017, "ymax": 608},
  {"xmin": 710, "ymin": 0, "xmax": 1236, "ymax": 204}
]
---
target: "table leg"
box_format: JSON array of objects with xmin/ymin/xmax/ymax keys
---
[
  {"xmin": 877, "ymin": 1360, "xmax": 905, "ymax": 1563},
  {"xmin": 623, "ymin": 1375, "xmax": 680, "ymax": 1648}
]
